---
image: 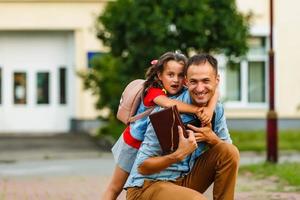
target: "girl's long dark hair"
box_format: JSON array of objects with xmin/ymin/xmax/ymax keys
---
[{"xmin": 144, "ymin": 51, "xmax": 187, "ymax": 93}]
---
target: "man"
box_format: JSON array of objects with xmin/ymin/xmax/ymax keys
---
[{"xmin": 124, "ymin": 54, "xmax": 239, "ymax": 200}]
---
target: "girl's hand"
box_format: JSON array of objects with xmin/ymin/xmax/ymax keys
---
[
  {"xmin": 195, "ymin": 107, "xmax": 204, "ymax": 120},
  {"xmin": 201, "ymin": 107, "xmax": 213, "ymax": 125},
  {"xmin": 195, "ymin": 107, "xmax": 213, "ymax": 126}
]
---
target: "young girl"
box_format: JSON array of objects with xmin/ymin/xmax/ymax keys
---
[{"xmin": 102, "ymin": 52, "xmax": 218, "ymax": 200}]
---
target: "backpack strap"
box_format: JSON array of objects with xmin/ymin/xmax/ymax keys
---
[
  {"xmin": 127, "ymin": 87, "xmax": 156, "ymax": 123},
  {"xmin": 128, "ymin": 107, "xmax": 155, "ymax": 123}
]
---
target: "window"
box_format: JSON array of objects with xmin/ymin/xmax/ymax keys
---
[
  {"xmin": 226, "ymin": 62, "xmax": 241, "ymax": 101},
  {"xmin": 247, "ymin": 37, "xmax": 266, "ymax": 55},
  {"xmin": 59, "ymin": 67, "xmax": 67, "ymax": 104},
  {"xmin": 248, "ymin": 61, "xmax": 265, "ymax": 103},
  {"xmin": 87, "ymin": 51, "xmax": 103, "ymax": 68},
  {"xmin": 37, "ymin": 72, "xmax": 50, "ymax": 104},
  {"xmin": 224, "ymin": 36, "xmax": 267, "ymax": 106},
  {"xmin": 14, "ymin": 72, "xmax": 27, "ymax": 104}
]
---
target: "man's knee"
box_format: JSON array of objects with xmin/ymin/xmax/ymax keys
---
[
  {"xmin": 215, "ymin": 142, "xmax": 240, "ymax": 165},
  {"xmin": 149, "ymin": 182, "xmax": 207, "ymax": 200}
]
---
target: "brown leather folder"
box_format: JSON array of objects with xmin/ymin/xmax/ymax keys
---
[{"xmin": 149, "ymin": 105, "xmax": 187, "ymax": 155}]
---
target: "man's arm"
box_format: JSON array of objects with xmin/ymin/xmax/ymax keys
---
[{"xmin": 138, "ymin": 126, "xmax": 197, "ymax": 175}]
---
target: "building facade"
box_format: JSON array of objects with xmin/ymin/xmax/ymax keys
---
[
  {"xmin": 1, "ymin": 0, "xmax": 299, "ymax": 133},
  {"xmin": 0, "ymin": 0, "xmax": 107, "ymax": 133},
  {"xmin": 222, "ymin": 0, "xmax": 300, "ymax": 130}
]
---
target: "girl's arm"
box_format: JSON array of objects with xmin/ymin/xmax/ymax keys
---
[
  {"xmin": 149, "ymin": 87, "xmax": 219, "ymax": 123},
  {"xmin": 197, "ymin": 87, "xmax": 219, "ymax": 126},
  {"xmin": 153, "ymin": 95, "xmax": 200, "ymax": 114}
]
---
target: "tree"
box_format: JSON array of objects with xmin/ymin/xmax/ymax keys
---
[{"xmin": 82, "ymin": 0, "xmax": 249, "ymax": 121}]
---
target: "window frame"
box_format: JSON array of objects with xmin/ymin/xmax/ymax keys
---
[{"xmin": 222, "ymin": 35, "xmax": 269, "ymax": 109}]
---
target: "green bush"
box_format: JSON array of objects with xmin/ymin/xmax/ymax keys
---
[{"xmin": 98, "ymin": 118, "xmax": 125, "ymax": 140}]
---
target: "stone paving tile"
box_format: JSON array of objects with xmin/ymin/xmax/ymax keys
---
[
  {"xmin": 0, "ymin": 175, "xmax": 129, "ymax": 200},
  {"xmin": 1, "ymin": 175, "xmax": 300, "ymax": 200},
  {"xmin": 0, "ymin": 176, "xmax": 107, "ymax": 200}
]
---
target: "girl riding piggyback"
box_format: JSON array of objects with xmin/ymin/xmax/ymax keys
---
[{"xmin": 103, "ymin": 51, "xmax": 218, "ymax": 200}]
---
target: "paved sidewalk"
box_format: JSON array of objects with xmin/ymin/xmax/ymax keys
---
[
  {"xmin": 1, "ymin": 156, "xmax": 300, "ymax": 200},
  {"xmin": 0, "ymin": 134, "xmax": 300, "ymax": 200},
  {"xmin": 0, "ymin": 157, "xmax": 124, "ymax": 200}
]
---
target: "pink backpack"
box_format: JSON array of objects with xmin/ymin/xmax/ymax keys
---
[{"xmin": 117, "ymin": 79, "xmax": 154, "ymax": 124}]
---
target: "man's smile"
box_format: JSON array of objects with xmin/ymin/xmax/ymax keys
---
[{"xmin": 193, "ymin": 91, "xmax": 207, "ymax": 98}]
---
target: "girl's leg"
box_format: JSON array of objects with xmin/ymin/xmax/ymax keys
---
[{"xmin": 102, "ymin": 165, "xmax": 129, "ymax": 200}]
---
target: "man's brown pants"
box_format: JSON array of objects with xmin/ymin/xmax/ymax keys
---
[{"xmin": 126, "ymin": 142, "xmax": 240, "ymax": 200}]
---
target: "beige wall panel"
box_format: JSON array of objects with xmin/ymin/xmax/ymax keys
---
[
  {"xmin": 0, "ymin": 3, "xmax": 102, "ymax": 28},
  {"xmin": 276, "ymin": 0, "xmax": 300, "ymax": 117},
  {"xmin": 236, "ymin": 0, "xmax": 268, "ymax": 27},
  {"xmin": 225, "ymin": 108, "xmax": 267, "ymax": 119},
  {"xmin": 0, "ymin": 2, "xmax": 105, "ymax": 51}
]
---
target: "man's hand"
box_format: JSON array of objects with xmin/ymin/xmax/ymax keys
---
[
  {"xmin": 138, "ymin": 126, "xmax": 197, "ymax": 175},
  {"xmin": 186, "ymin": 124, "xmax": 221, "ymax": 147},
  {"xmin": 173, "ymin": 126, "xmax": 198, "ymax": 162}
]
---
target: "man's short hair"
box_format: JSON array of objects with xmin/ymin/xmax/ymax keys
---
[{"xmin": 186, "ymin": 54, "xmax": 218, "ymax": 75}]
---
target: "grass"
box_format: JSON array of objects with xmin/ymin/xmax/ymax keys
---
[
  {"xmin": 235, "ymin": 131, "xmax": 300, "ymax": 191},
  {"xmin": 240, "ymin": 162, "xmax": 300, "ymax": 189},
  {"xmin": 230, "ymin": 130, "xmax": 300, "ymax": 152}
]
